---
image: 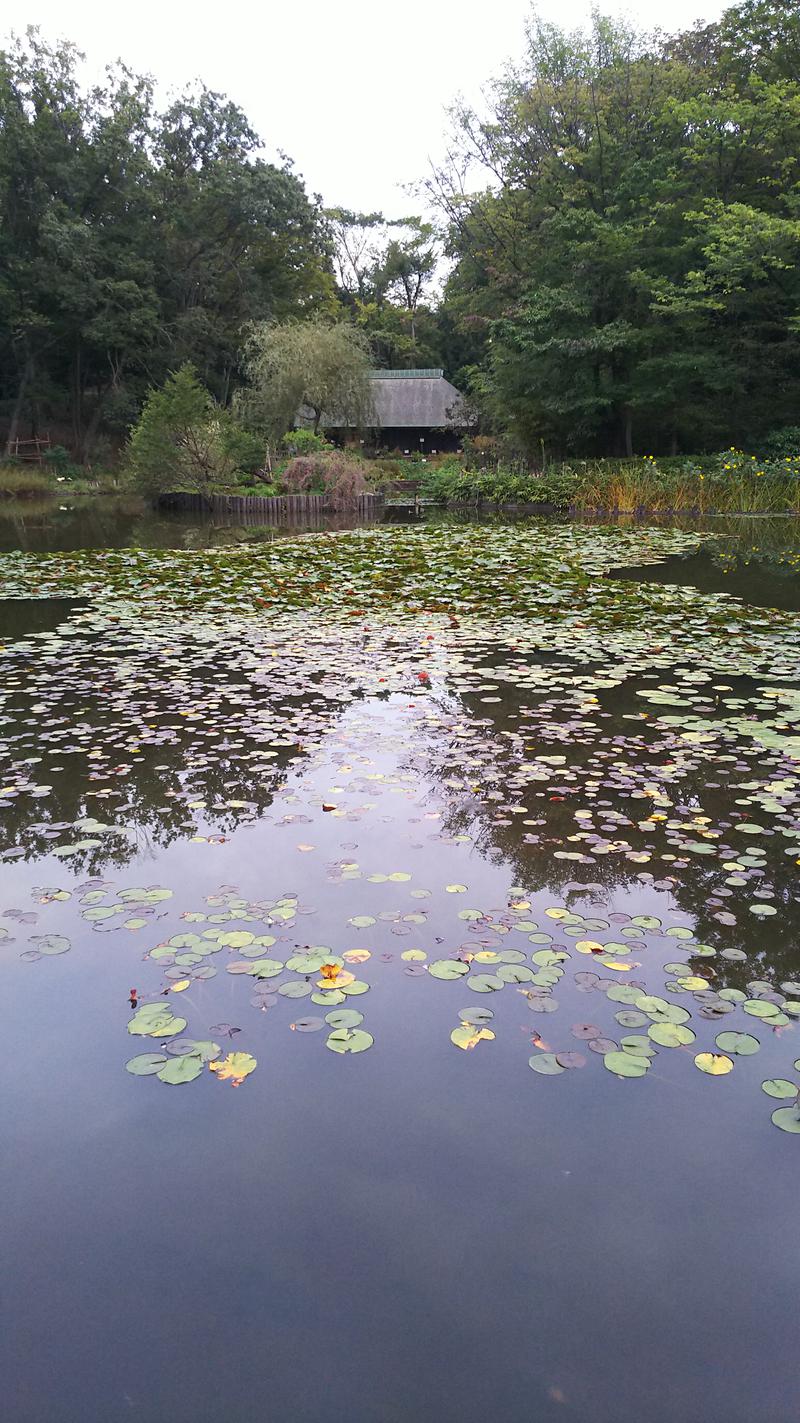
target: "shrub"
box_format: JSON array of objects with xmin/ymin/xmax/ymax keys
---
[
  {"xmin": 280, "ymin": 452, "xmax": 367, "ymax": 509},
  {"xmin": 761, "ymin": 427, "xmax": 800, "ymax": 460},
  {"xmin": 126, "ymin": 364, "xmax": 242, "ymax": 499},
  {"xmin": 281, "ymin": 428, "xmax": 333, "ymax": 458}
]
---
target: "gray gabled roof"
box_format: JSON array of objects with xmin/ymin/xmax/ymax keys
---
[{"xmin": 321, "ymin": 369, "xmax": 472, "ymax": 430}]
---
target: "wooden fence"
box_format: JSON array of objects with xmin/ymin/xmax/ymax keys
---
[
  {"xmin": 159, "ymin": 491, "xmax": 385, "ymax": 525},
  {"xmin": 7, "ymin": 436, "xmax": 51, "ymax": 462}
]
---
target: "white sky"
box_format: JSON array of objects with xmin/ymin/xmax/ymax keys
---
[{"xmin": 17, "ymin": 0, "xmax": 727, "ymax": 217}]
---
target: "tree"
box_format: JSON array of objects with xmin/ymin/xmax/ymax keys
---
[
  {"xmin": 429, "ymin": 2, "xmax": 800, "ymax": 455},
  {"xmin": 126, "ymin": 364, "xmax": 240, "ymax": 498},
  {"xmin": 325, "ymin": 208, "xmax": 442, "ymax": 368},
  {"xmin": 0, "ymin": 29, "xmax": 333, "ymax": 460},
  {"xmin": 237, "ymin": 318, "xmax": 373, "ymax": 437}
]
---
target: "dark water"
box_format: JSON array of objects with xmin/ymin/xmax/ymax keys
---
[{"xmin": 2, "ymin": 504, "xmax": 800, "ymax": 1423}]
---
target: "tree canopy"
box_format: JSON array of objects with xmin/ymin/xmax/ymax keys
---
[
  {"xmin": 0, "ymin": 29, "xmax": 332, "ymax": 460},
  {"xmin": 428, "ymin": 0, "xmax": 800, "ymax": 456},
  {"xmin": 2, "ymin": 2, "xmax": 800, "ymax": 463}
]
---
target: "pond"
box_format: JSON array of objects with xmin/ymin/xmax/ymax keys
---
[{"xmin": 2, "ymin": 501, "xmax": 800, "ymax": 1423}]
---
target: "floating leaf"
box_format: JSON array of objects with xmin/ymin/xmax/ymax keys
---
[
  {"xmin": 30, "ymin": 934, "xmax": 70, "ymax": 956},
  {"xmin": 451, "ymin": 1025, "xmax": 495, "ymax": 1050},
  {"xmin": 715, "ymin": 1031, "xmax": 760, "ymax": 1056},
  {"xmin": 325, "ymin": 1008, "xmax": 364, "ymax": 1029},
  {"xmin": 209, "ymin": 1051, "xmax": 257, "ymax": 1084},
  {"xmin": 604, "ymin": 1051, "xmax": 650, "ymax": 1078},
  {"xmin": 157, "ymin": 1053, "xmax": 204, "ymax": 1085},
  {"xmin": 761, "ymin": 1079, "xmax": 799, "ymax": 1100},
  {"xmin": 326, "ymin": 1028, "xmax": 373, "ymax": 1054},
  {"xmin": 529, "ymin": 1053, "xmax": 564, "ymax": 1075},
  {"xmin": 125, "ymin": 1053, "xmax": 167, "ymax": 1076},
  {"xmin": 771, "ymin": 1107, "xmax": 800, "ymax": 1134},
  {"xmin": 466, "ymin": 972, "xmax": 504, "ymax": 993},
  {"xmin": 648, "ymin": 1023, "xmax": 695, "ymax": 1048},
  {"xmin": 428, "ymin": 959, "xmax": 469, "ymax": 981},
  {"xmin": 694, "ymin": 1052, "xmax": 734, "ymax": 1075}
]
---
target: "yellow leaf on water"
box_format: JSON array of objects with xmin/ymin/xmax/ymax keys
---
[
  {"xmin": 316, "ymin": 966, "xmax": 355, "ymax": 989},
  {"xmin": 343, "ymin": 949, "xmax": 371, "ymax": 964},
  {"xmin": 170, "ymin": 979, "xmax": 191, "ymax": 992},
  {"xmin": 451, "ymin": 1026, "xmax": 496, "ymax": 1051},
  {"xmin": 694, "ymin": 1052, "xmax": 734, "ymax": 1076},
  {"xmin": 208, "ymin": 1051, "xmax": 257, "ymax": 1086}
]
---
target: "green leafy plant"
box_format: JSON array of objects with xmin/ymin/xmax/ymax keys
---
[{"xmin": 126, "ymin": 365, "xmax": 243, "ymax": 499}]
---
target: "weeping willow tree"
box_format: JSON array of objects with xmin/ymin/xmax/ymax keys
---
[{"xmin": 237, "ymin": 318, "xmax": 374, "ymax": 440}]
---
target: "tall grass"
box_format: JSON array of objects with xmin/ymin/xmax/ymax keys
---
[
  {"xmin": 418, "ymin": 451, "xmax": 800, "ymax": 514},
  {"xmin": 0, "ymin": 464, "xmax": 56, "ymax": 499}
]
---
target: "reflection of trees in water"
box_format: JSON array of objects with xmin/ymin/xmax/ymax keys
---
[
  {"xmin": 0, "ymin": 622, "xmax": 354, "ymax": 873},
  {"xmin": 418, "ymin": 669, "xmax": 800, "ymax": 990}
]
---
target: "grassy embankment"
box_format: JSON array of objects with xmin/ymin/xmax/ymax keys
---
[
  {"xmin": 0, "ymin": 463, "xmax": 122, "ymax": 500},
  {"xmin": 416, "ymin": 451, "xmax": 800, "ymax": 515}
]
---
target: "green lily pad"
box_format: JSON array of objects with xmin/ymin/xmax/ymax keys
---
[
  {"xmin": 762, "ymin": 1079, "xmax": 799, "ymax": 1099},
  {"xmin": 648, "ymin": 1023, "xmax": 695, "ymax": 1048},
  {"xmin": 528, "ymin": 1053, "xmax": 564, "ymax": 1075},
  {"xmin": 466, "ymin": 973, "xmax": 504, "ymax": 993},
  {"xmin": 771, "ymin": 1106, "xmax": 800, "ymax": 1133},
  {"xmin": 157, "ymin": 1053, "xmax": 204, "ymax": 1084},
  {"xmin": 715, "ymin": 1031, "xmax": 760, "ymax": 1056},
  {"xmin": 326, "ymin": 1028, "xmax": 374, "ymax": 1054},
  {"xmin": 125, "ymin": 1053, "xmax": 168, "ymax": 1076},
  {"xmin": 604, "ymin": 1051, "xmax": 650, "ymax": 1077},
  {"xmin": 428, "ymin": 959, "xmax": 469, "ymax": 981},
  {"xmin": 325, "ymin": 1008, "xmax": 364, "ymax": 1029}
]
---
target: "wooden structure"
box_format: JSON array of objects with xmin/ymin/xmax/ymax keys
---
[
  {"xmin": 312, "ymin": 369, "xmax": 474, "ymax": 452},
  {"xmin": 7, "ymin": 436, "xmax": 51, "ymax": 462},
  {"xmin": 159, "ymin": 491, "xmax": 385, "ymax": 524}
]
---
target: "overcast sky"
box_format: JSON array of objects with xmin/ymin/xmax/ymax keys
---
[{"xmin": 18, "ymin": 0, "xmax": 727, "ymax": 216}]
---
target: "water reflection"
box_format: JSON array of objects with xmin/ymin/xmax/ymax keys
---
[{"xmin": 2, "ymin": 515, "xmax": 800, "ymax": 1423}]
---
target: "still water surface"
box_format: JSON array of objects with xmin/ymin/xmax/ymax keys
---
[{"xmin": 2, "ymin": 500, "xmax": 800, "ymax": 1422}]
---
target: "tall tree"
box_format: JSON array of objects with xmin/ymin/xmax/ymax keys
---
[{"xmin": 431, "ymin": 2, "xmax": 800, "ymax": 455}]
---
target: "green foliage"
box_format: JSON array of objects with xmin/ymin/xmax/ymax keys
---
[
  {"xmin": 417, "ymin": 450, "xmax": 800, "ymax": 513},
  {"xmin": 0, "ymin": 29, "xmax": 332, "ymax": 463},
  {"xmin": 432, "ymin": 1, "xmax": 800, "ymax": 456},
  {"xmin": 126, "ymin": 365, "xmax": 241, "ymax": 498},
  {"xmin": 281, "ymin": 428, "xmax": 333, "ymax": 458},
  {"xmin": 761, "ymin": 428, "xmax": 800, "ymax": 461},
  {"xmin": 0, "ymin": 464, "xmax": 55, "ymax": 498},
  {"xmin": 325, "ymin": 210, "xmax": 442, "ymax": 368},
  {"xmin": 237, "ymin": 318, "xmax": 373, "ymax": 438}
]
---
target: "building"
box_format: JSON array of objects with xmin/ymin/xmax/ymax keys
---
[{"xmin": 321, "ymin": 368, "xmax": 474, "ymax": 451}]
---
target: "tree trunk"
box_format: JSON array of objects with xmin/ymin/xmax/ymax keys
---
[
  {"xmin": 622, "ymin": 407, "xmax": 633, "ymax": 458},
  {"xmin": 4, "ymin": 353, "xmax": 33, "ymax": 457},
  {"xmin": 71, "ymin": 346, "xmax": 84, "ymax": 455},
  {"xmin": 79, "ymin": 385, "xmax": 109, "ymax": 464}
]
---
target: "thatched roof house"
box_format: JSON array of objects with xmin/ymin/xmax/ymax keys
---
[{"xmin": 319, "ymin": 369, "xmax": 473, "ymax": 450}]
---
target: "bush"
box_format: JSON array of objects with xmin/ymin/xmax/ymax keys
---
[
  {"xmin": 42, "ymin": 445, "xmax": 84, "ymax": 480},
  {"xmin": 280, "ymin": 452, "xmax": 367, "ymax": 509},
  {"xmin": 761, "ymin": 427, "xmax": 800, "ymax": 460},
  {"xmin": 126, "ymin": 364, "xmax": 242, "ymax": 499},
  {"xmin": 281, "ymin": 428, "xmax": 333, "ymax": 458}
]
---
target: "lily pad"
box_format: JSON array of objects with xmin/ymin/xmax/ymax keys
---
[{"xmin": 326, "ymin": 1028, "xmax": 374, "ymax": 1054}]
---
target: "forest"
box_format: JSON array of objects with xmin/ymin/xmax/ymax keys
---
[{"xmin": 0, "ymin": 0, "xmax": 799, "ymax": 464}]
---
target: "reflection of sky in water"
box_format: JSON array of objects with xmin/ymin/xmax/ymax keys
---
[{"xmin": 2, "ymin": 516, "xmax": 800, "ymax": 1422}]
